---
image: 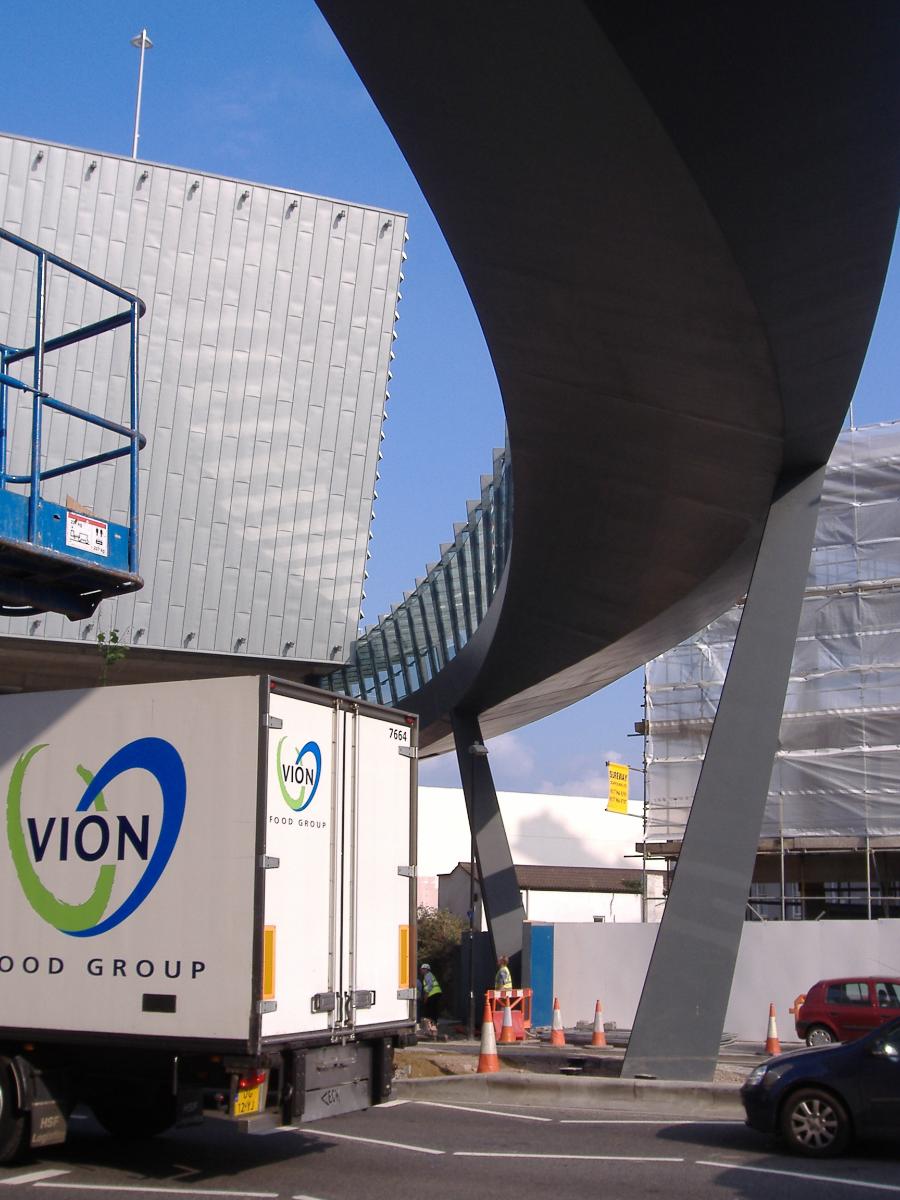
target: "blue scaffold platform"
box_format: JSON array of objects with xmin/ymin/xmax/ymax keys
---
[{"xmin": 0, "ymin": 228, "xmax": 145, "ymax": 620}]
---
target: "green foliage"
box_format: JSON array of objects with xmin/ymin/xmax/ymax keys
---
[
  {"xmin": 417, "ymin": 905, "xmax": 466, "ymax": 966},
  {"xmin": 97, "ymin": 628, "xmax": 128, "ymax": 682},
  {"xmin": 417, "ymin": 906, "xmax": 466, "ymax": 1013}
]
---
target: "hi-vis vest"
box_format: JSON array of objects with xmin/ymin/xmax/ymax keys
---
[{"xmin": 423, "ymin": 971, "xmax": 441, "ymax": 998}]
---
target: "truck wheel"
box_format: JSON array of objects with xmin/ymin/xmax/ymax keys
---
[
  {"xmin": 91, "ymin": 1088, "xmax": 175, "ymax": 1141},
  {"xmin": 805, "ymin": 1025, "xmax": 836, "ymax": 1047},
  {"xmin": 0, "ymin": 1064, "xmax": 29, "ymax": 1165},
  {"xmin": 780, "ymin": 1087, "xmax": 850, "ymax": 1157}
]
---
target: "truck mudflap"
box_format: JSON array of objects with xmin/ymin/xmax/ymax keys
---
[
  {"xmin": 289, "ymin": 1041, "xmax": 377, "ymax": 1123},
  {"xmin": 27, "ymin": 1080, "xmax": 67, "ymax": 1151},
  {"xmin": 2, "ymin": 1057, "xmax": 68, "ymax": 1152}
]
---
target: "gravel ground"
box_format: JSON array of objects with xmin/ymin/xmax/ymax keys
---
[{"xmin": 395, "ymin": 1048, "xmax": 747, "ymax": 1085}]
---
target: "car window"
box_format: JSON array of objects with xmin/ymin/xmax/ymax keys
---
[
  {"xmin": 825, "ymin": 981, "xmax": 870, "ymax": 1005},
  {"xmin": 875, "ymin": 982, "xmax": 900, "ymax": 1008}
]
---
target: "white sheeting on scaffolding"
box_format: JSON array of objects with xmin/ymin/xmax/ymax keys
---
[{"xmin": 647, "ymin": 421, "xmax": 900, "ymax": 841}]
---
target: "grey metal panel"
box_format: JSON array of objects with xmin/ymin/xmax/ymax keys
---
[
  {"xmin": 623, "ymin": 466, "xmax": 828, "ymax": 1081},
  {"xmin": 0, "ymin": 133, "xmax": 405, "ymax": 660}
]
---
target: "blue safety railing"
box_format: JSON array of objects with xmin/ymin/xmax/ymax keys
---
[{"xmin": 0, "ymin": 228, "xmax": 146, "ymax": 618}]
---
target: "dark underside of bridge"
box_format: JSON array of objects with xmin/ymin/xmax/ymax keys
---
[{"xmin": 314, "ymin": 0, "xmax": 900, "ymax": 755}]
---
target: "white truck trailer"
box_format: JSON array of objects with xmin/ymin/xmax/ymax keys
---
[{"xmin": 0, "ymin": 675, "xmax": 418, "ymax": 1161}]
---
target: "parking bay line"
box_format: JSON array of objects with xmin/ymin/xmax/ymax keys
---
[
  {"xmin": 455, "ymin": 1152, "xmax": 684, "ymax": 1162},
  {"xmin": 696, "ymin": 1161, "xmax": 900, "ymax": 1193},
  {"xmin": 411, "ymin": 1101, "xmax": 551, "ymax": 1122},
  {"xmin": 36, "ymin": 1185, "xmax": 278, "ymax": 1198},
  {"xmin": 294, "ymin": 1129, "xmax": 444, "ymax": 1155},
  {"xmin": 1, "ymin": 1172, "xmax": 70, "ymax": 1186},
  {"xmin": 561, "ymin": 1119, "xmax": 744, "ymax": 1125}
]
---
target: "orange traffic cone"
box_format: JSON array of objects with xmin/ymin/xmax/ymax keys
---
[
  {"xmin": 590, "ymin": 999, "xmax": 607, "ymax": 1047},
  {"xmin": 477, "ymin": 1000, "xmax": 500, "ymax": 1073},
  {"xmin": 498, "ymin": 999, "xmax": 516, "ymax": 1044},
  {"xmin": 765, "ymin": 1003, "xmax": 781, "ymax": 1056},
  {"xmin": 550, "ymin": 996, "xmax": 566, "ymax": 1046}
]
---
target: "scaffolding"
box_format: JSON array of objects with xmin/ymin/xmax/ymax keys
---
[{"xmin": 646, "ymin": 422, "xmax": 900, "ymax": 918}]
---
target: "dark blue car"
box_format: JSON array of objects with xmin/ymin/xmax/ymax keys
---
[{"xmin": 741, "ymin": 1015, "xmax": 900, "ymax": 1157}]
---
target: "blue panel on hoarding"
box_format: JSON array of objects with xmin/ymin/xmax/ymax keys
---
[{"xmin": 526, "ymin": 924, "xmax": 554, "ymax": 1027}]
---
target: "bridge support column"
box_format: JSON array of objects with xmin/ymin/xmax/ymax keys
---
[
  {"xmin": 451, "ymin": 710, "xmax": 526, "ymax": 986},
  {"xmin": 622, "ymin": 466, "xmax": 827, "ymax": 1080}
]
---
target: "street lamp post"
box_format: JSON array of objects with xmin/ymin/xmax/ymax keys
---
[
  {"xmin": 466, "ymin": 740, "xmax": 489, "ymax": 1041},
  {"xmin": 130, "ymin": 29, "xmax": 153, "ymax": 160}
]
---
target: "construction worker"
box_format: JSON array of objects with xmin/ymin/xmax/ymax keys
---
[
  {"xmin": 419, "ymin": 963, "xmax": 442, "ymax": 1037},
  {"xmin": 495, "ymin": 954, "xmax": 513, "ymax": 991}
]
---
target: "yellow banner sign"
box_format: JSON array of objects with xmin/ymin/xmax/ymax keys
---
[{"xmin": 606, "ymin": 762, "xmax": 629, "ymax": 814}]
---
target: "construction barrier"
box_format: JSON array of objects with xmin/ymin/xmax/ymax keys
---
[
  {"xmin": 550, "ymin": 996, "xmax": 566, "ymax": 1046},
  {"xmin": 486, "ymin": 988, "xmax": 532, "ymax": 1042},
  {"xmin": 765, "ymin": 1003, "xmax": 781, "ymax": 1056},
  {"xmin": 477, "ymin": 999, "xmax": 500, "ymax": 1073},
  {"xmin": 590, "ymin": 998, "xmax": 607, "ymax": 1047}
]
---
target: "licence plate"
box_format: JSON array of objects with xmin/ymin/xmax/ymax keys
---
[{"xmin": 233, "ymin": 1086, "xmax": 261, "ymax": 1116}]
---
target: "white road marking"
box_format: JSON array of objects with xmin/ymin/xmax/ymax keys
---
[
  {"xmin": 377, "ymin": 1099, "xmax": 408, "ymax": 1109},
  {"xmin": 294, "ymin": 1128, "xmax": 444, "ymax": 1155},
  {"xmin": 412, "ymin": 1100, "xmax": 551, "ymax": 1122},
  {"xmin": 696, "ymin": 1161, "xmax": 900, "ymax": 1192},
  {"xmin": 454, "ymin": 1152, "xmax": 684, "ymax": 1162},
  {"xmin": 37, "ymin": 1186, "xmax": 278, "ymax": 1198},
  {"xmin": 561, "ymin": 1118, "xmax": 744, "ymax": 1125},
  {"xmin": 1, "ymin": 1172, "xmax": 70, "ymax": 1186}
]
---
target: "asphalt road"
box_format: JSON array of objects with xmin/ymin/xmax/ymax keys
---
[{"xmin": 1, "ymin": 1098, "xmax": 898, "ymax": 1200}]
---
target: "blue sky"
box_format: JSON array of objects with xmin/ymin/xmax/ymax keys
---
[{"xmin": 0, "ymin": 1, "xmax": 897, "ymax": 793}]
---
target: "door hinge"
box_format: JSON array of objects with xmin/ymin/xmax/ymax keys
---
[
  {"xmin": 262, "ymin": 714, "xmax": 283, "ymax": 729},
  {"xmin": 259, "ymin": 855, "xmax": 280, "ymax": 869},
  {"xmin": 397, "ymin": 864, "xmax": 416, "ymax": 878},
  {"xmin": 257, "ymin": 1000, "xmax": 277, "ymax": 1014},
  {"xmin": 397, "ymin": 988, "xmax": 417, "ymax": 1001},
  {"xmin": 398, "ymin": 745, "xmax": 417, "ymax": 759},
  {"xmin": 311, "ymin": 991, "xmax": 338, "ymax": 1014}
]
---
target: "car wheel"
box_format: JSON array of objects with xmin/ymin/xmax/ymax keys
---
[
  {"xmin": 780, "ymin": 1087, "xmax": 851, "ymax": 1157},
  {"xmin": 0, "ymin": 1064, "xmax": 29, "ymax": 1165},
  {"xmin": 805, "ymin": 1025, "xmax": 836, "ymax": 1047}
]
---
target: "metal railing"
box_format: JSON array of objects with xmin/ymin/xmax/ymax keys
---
[{"xmin": 0, "ymin": 227, "xmax": 146, "ymax": 575}]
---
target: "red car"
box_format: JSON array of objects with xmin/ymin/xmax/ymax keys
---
[{"xmin": 795, "ymin": 977, "xmax": 900, "ymax": 1046}]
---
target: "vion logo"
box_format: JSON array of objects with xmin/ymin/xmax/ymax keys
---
[
  {"xmin": 276, "ymin": 737, "xmax": 321, "ymax": 812},
  {"xmin": 6, "ymin": 738, "xmax": 186, "ymax": 938}
]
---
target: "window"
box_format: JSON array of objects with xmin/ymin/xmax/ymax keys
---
[
  {"xmin": 825, "ymin": 981, "xmax": 870, "ymax": 1005},
  {"xmin": 875, "ymin": 981, "xmax": 900, "ymax": 1008}
]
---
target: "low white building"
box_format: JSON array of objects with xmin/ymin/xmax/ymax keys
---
[{"xmin": 417, "ymin": 785, "xmax": 665, "ymax": 924}]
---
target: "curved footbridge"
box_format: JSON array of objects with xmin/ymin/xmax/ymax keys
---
[{"xmin": 314, "ymin": 1, "xmax": 900, "ymax": 1080}]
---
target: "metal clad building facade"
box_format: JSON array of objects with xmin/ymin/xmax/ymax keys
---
[{"xmin": 0, "ymin": 133, "xmax": 405, "ymax": 661}]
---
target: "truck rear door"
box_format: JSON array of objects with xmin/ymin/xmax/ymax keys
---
[
  {"xmin": 260, "ymin": 685, "xmax": 416, "ymax": 1042},
  {"xmin": 342, "ymin": 707, "xmax": 417, "ymax": 1032}
]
